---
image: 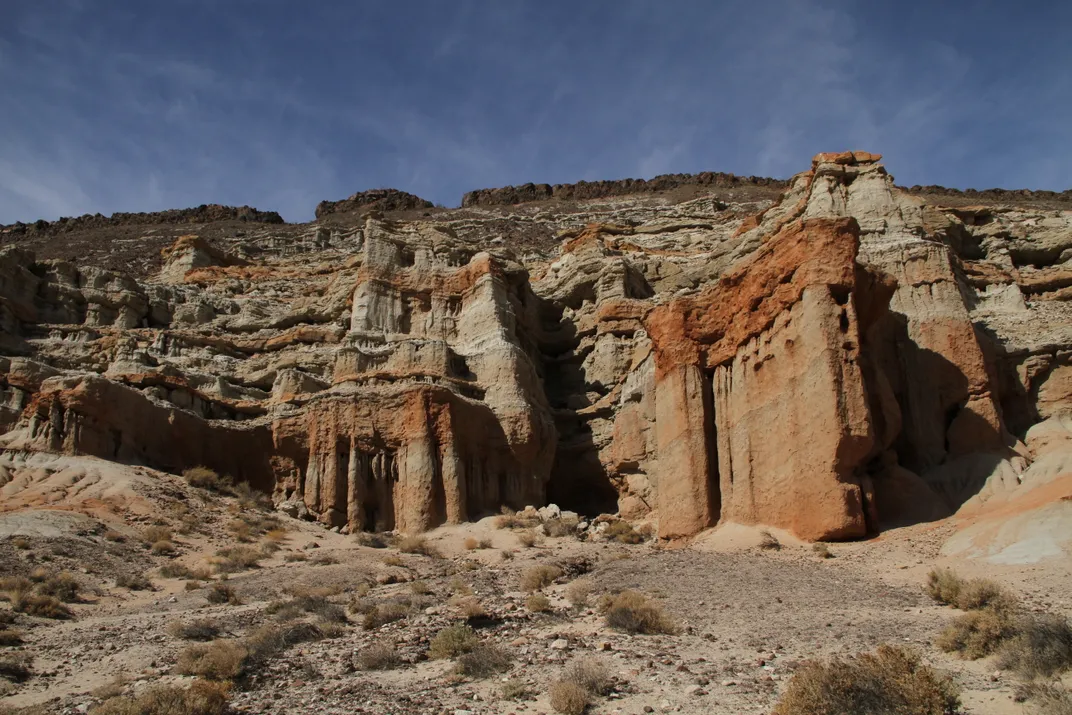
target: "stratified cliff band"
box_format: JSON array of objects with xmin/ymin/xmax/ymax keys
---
[{"xmin": 1, "ymin": 152, "xmax": 1070, "ymax": 540}]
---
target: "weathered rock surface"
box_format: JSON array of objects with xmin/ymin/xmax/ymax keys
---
[{"xmin": 1, "ymin": 154, "xmax": 1069, "ymax": 540}]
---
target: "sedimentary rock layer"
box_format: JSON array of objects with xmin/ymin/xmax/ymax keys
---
[{"xmin": 1, "ymin": 152, "xmax": 1069, "ymax": 540}]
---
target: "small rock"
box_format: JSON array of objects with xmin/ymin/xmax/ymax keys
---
[
  {"xmin": 551, "ymin": 639, "xmax": 569, "ymax": 650},
  {"xmin": 685, "ymin": 685, "xmax": 705, "ymax": 696}
]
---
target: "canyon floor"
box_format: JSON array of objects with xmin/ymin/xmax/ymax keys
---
[{"xmin": 1, "ymin": 459, "xmax": 1069, "ymax": 715}]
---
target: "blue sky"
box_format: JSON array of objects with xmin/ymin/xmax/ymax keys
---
[{"xmin": 1, "ymin": 1, "xmax": 1069, "ymax": 224}]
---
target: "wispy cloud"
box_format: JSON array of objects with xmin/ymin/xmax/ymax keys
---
[{"xmin": 0, "ymin": 1, "xmax": 1069, "ymax": 225}]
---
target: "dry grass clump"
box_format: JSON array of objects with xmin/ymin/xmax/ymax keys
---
[
  {"xmin": 461, "ymin": 536, "xmax": 492, "ymax": 550},
  {"xmin": 520, "ymin": 564, "xmax": 563, "ymax": 592},
  {"xmin": 812, "ymin": 543, "xmax": 834, "ymax": 558},
  {"xmin": 936, "ymin": 605, "xmax": 1017, "ymax": 659},
  {"xmin": 1018, "ymin": 683, "xmax": 1072, "ymax": 715},
  {"xmin": 409, "ymin": 580, "xmax": 432, "ymax": 595},
  {"xmin": 428, "ymin": 624, "xmax": 479, "ymax": 660},
  {"xmin": 283, "ymin": 552, "xmax": 308, "ymax": 563},
  {"xmin": 758, "ymin": 529, "xmax": 782, "ymax": 550},
  {"xmin": 604, "ymin": 520, "xmax": 644, "ymax": 544},
  {"xmin": 602, "ymin": 590, "xmax": 677, "ymax": 635},
  {"xmin": 11, "ymin": 537, "xmax": 31, "ymax": 550},
  {"xmin": 997, "ymin": 612, "xmax": 1072, "ymax": 679},
  {"xmin": 167, "ymin": 619, "xmax": 221, "ymax": 641},
  {"xmin": 501, "ymin": 679, "xmax": 533, "ymax": 701},
  {"xmin": 11, "ymin": 592, "xmax": 72, "ymax": 620},
  {"xmin": 517, "ymin": 529, "xmax": 540, "ymax": 548},
  {"xmin": 398, "ymin": 535, "xmax": 440, "ymax": 557},
  {"xmin": 925, "ymin": 569, "xmax": 1010, "ymax": 611},
  {"xmin": 115, "ymin": 572, "xmax": 153, "ymax": 591},
  {"xmin": 212, "ymin": 546, "xmax": 263, "ymax": 573},
  {"xmin": 159, "ymin": 563, "xmax": 212, "ymax": 580},
  {"xmin": 0, "ymin": 629, "xmax": 23, "ymax": 646},
  {"xmin": 182, "ymin": 466, "xmax": 231, "ymax": 492},
  {"xmin": 495, "ymin": 509, "xmax": 541, "ymax": 530},
  {"xmin": 566, "ymin": 579, "xmax": 592, "ymax": 608},
  {"xmin": 89, "ymin": 679, "xmax": 229, "ymax": 715},
  {"xmin": 564, "ymin": 657, "xmax": 613, "ymax": 696},
  {"xmin": 31, "ymin": 571, "xmax": 80, "ymax": 602},
  {"xmin": 526, "ymin": 593, "xmax": 552, "ymax": 613},
  {"xmin": 543, "ymin": 517, "xmax": 578, "ymax": 538},
  {"xmin": 205, "ymin": 582, "xmax": 240, "ymax": 606},
  {"xmin": 0, "ymin": 652, "xmax": 32, "ymax": 682},
  {"xmin": 451, "ymin": 596, "xmax": 488, "ymax": 621},
  {"xmin": 150, "ymin": 540, "xmax": 177, "ymax": 555},
  {"xmin": 243, "ymin": 623, "xmax": 326, "ymax": 665},
  {"xmin": 354, "ymin": 532, "xmax": 395, "ymax": 549},
  {"xmin": 771, "ymin": 645, "xmax": 960, "ymax": 715},
  {"xmin": 175, "ymin": 640, "xmax": 247, "ymax": 680},
  {"xmin": 355, "ymin": 643, "xmax": 402, "ymax": 671},
  {"xmin": 309, "ymin": 552, "xmax": 338, "ymax": 566},
  {"xmin": 549, "ymin": 681, "xmax": 590, "ymax": 715},
  {"xmin": 142, "ymin": 526, "xmax": 173, "ymax": 545},
  {"xmin": 455, "ymin": 643, "xmax": 512, "ymax": 678},
  {"xmin": 362, "ymin": 602, "xmax": 410, "ymax": 630}
]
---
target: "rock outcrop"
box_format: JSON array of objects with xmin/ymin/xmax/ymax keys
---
[{"xmin": 1, "ymin": 153, "xmax": 1069, "ymax": 540}]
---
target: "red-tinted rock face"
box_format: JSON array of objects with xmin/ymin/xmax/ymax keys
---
[{"xmin": 1, "ymin": 152, "xmax": 1068, "ymax": 541}]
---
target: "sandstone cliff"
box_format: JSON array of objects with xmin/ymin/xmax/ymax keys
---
[{"xmin": 1, "ymin": 153, "xmax": 1069, "ymax": 541}]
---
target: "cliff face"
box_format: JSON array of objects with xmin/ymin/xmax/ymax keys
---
[{"xmin": 1, "ymin": 153, "xmax": 1069, "ymax": 540}]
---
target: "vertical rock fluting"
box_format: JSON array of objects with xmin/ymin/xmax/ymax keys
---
[
  {"xmin": 273, "ymin": 218, "xmax": 556, "ymax": 532},
  {"xmin": 646, "ymin": 217, "xmax": 891, "ymax": 540}
]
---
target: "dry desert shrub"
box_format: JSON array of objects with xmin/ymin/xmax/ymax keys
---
[
  {"xmin": 11, "ymin": 537, "xmax": 30, "ymax": 550},
  {"xmin": 564, "ymin": 657, "xmax": 613, "ymax": 696},
  {"xmin": 354, "ymin": 531, "xmax": 394, "ymax": 549},
  {"xmin": 501, "ymin": 679, "xmax": 533, "ymax": 700},
  {"xmin": 11, "ymin": 592, "xmax": 72, "ymax": 619},
  {"xmin": 428, "ymin": 624, "xmax": 479, "ymax": 659},
  {"xmin": 500, "ymin": 549, "xmax": 515, "ymax": 561},
  {"xmin": 602, "ymin": 590, "xmax": 677, "ymax": 635},
  {"xmin": 212, "ymin": 546, "xmax": 262, "ymax": 573},
  {"xmin": 759, "ymin": 529, "xmax": 782, "ymax": 550},
  {"xmin": 205, "ymin": 582, "xmax": 240, "ymax": 606},
  {"xmin": 182, "ymin": 466, "xmax": 231, "ymax": 492},
  {"xmin": 175, "ymin": 639, "xmax": 248, "ymax": 680},
  {"xmin": 517, "ymin": 529, "xmax": 540, "ymax": 548},
  {"xmin": 0, "ymin": 652, "xmax": 32, "ymax": 682},
  {"xmin": 997, "ymin": 612, "xmax": 1072, "ymax": 678},
  {"xmin": 542, "ymin": 517, "xmax": 578, "ymax": 538},
  {"xmin": 89, "ymin": 679, "xmax": 229, "ymax": 715},
  {"xmin": 142, "ymin": 526, "xmax": 173, "ymax": 545},
  {"xmin": 32, "ymin": 571, "xmax": 80, "ymax": 602},
  {"xmin": 771, "ymin": 645, "xmax": 960, "ymax": 715},
  {"xmin": 549, "ymin": 681, "xmax": 589, "ymax": 715},
  {"xmin": 455, "ymin": 643, "xmax": 512, "ymax": 678},
  {"xmin": 925, "ymin": 569, "xmax": 1010, "ymax": 611},
  {"xmin": 243, "ymin": 623, "xmax": 325, "ymax": 666},
  {"xmin": 309, "ymin": 552, "xmax": 338, "ymax": 566},
  {"xmin": 263, "ymin": 528, "xmax": 288, "ymax": 544},
  {"xmin": 115, "ymin": 572, "xmax": 153, "ymax": 591},
  {"xmin": 1018, "ymin": 683, "xmax": 1072, "ymax": 715},
  {"xmin": 495, "ymin": 509, "xmax": 541, "ymax": 530},
  {"xmin": 526, "ymin": 593, "xmax": 552, "ymax": 613},
  {"xmin": 812, "ymin": 542, "xmax": 834, "ymax": 558},
  {"xmin": 167, "ymin": 619, "xmax": 221, "ymax": 641},
  {"xmin": 604, "ymin": 520, "xmax": 644, "ymax": 544},
  {"xmin": 0, "ymin": 629, "xmax": 23, "ymax": 646},
  {"xmin": 151, "ymin": 540, "xmax": 177, "ymax": 555},
  {"xmin": 936, "ymin": 604, "xmax": 1017, "ymax": 659},
  {"xmin": 463, "ymin": 536, "xmax": 480, "ymax": 550},
  {"xmin": 520, "ymin": 564, "xmax": 563, "ymax": 592},
  {"xmin": 452, "ymin": 596, "xmax": 488, "ymax": 620},
  {"xmin": 159, "ymin": 563, "xmax": 212, "ymax": 580},
  {"xmin": 566, "ymin": 579, "xmax": 592, "ymax": 608},
  {"xmin": 284, "ymin": 552, "xmax": 308, "ymax": 563},
  {"xmin": 356, "ymin": 643, "xmax": 402, "ymax": 670},
  {"xmin": 409, "ymin": 580, "xmax": 432, "ymax": 595},
  {"xmin": 398, "ymin": 535, "xmax": 440, "ymax": 557},
  {"xmin": 362, "ymin": 602, "xmax": 409, "ymax": 630}
]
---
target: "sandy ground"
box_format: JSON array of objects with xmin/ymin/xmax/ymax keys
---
[{"xmin": 1, "ymin": 457, "xmax": 1070, "ymax": 714}]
